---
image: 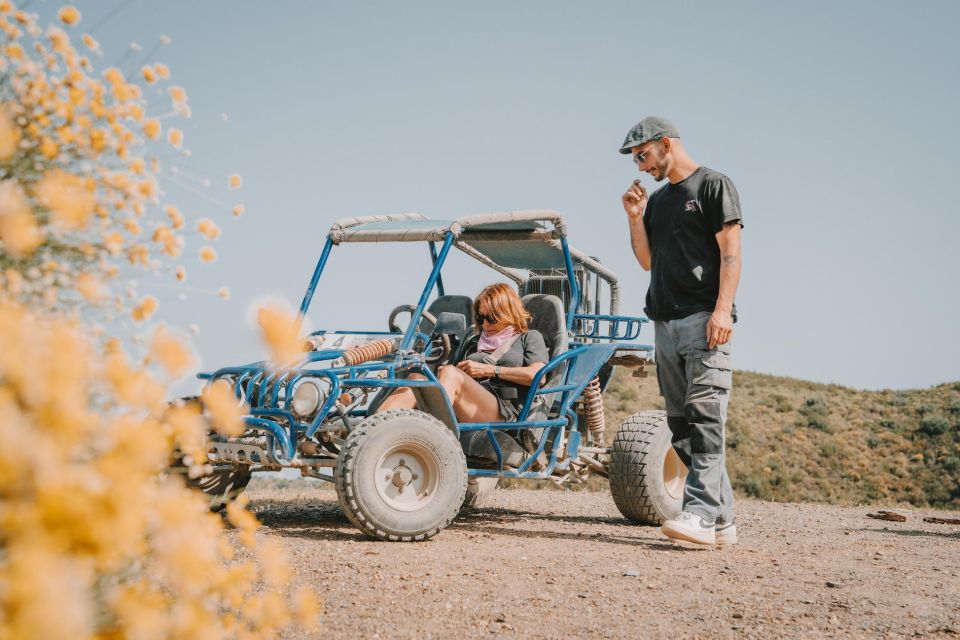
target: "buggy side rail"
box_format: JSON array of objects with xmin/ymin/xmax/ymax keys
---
[{"xmin": 572, "ymin": 313, "xmax": 648, "ymax": 342}]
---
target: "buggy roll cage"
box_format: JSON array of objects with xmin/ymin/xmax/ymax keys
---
[{"xmin": 201, "ymin": 211, "xmax": 653, "ymax": 480}]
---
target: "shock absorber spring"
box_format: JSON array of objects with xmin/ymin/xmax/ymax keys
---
[
  {"xmin": 334, "ymin": 339, "xmax": 397, "ymax": 367},
  {"xmin": 583, "ymin": 376, "xmax": 606, "ymax": 446}
]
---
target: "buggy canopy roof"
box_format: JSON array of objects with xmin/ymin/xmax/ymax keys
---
[{"xmin": 327, "ymin": 211, "xmax": 620, "ymax": 308}]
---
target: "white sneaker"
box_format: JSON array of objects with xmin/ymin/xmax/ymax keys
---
[
  {"xmin": 715, "ymin": 521, "xmax": 738, "ymax": 545},
  {"xmin": 661, "ymin": 512, "xmax": 716, "ymax": 545}
]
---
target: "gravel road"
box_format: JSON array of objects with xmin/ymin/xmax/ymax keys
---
[{"xmin": 243, "ymin": 479, "xmax": 960, "ymax": 639}]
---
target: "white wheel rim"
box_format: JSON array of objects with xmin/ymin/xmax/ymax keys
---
[
  {"xmin": 374, "ymin": 441, "xmax": 441, "ymax": 512},
  {"xmin": 663, "ymin": 446, "xmax": 688, "ymax": 500}
]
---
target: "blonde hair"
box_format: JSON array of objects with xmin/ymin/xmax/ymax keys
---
[{"xmin": 474, "ymin": 283, "xmax": 531, "ymax": 332}]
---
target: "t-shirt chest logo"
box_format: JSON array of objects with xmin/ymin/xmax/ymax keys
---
[{"xmin": 684, "ymin": 199, "xmax": 700, "ymax": 214}]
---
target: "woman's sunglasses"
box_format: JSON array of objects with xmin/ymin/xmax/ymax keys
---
[{"xmin": 475, "ymin": 312, "xmax": 497, "ymax": 325}]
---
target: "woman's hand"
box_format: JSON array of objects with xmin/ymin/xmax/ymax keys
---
[{"xmin": 456, "ymin": 360, "xmax": 493, "ymax": 379}]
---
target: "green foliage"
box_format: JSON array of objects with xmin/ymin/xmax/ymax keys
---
[
  {"xmin": 765, "ymin": 393, "xmax": 793, "ymax": 413},
  {"xmin": 888, "ymin": 393, "xmax": 910, "ymax": 406},
  {"xmin": 917, "ymin": 415, "xmax": 950, "ymax": 437},
  {"xmin": 798, "ymin": 396, "xmax": 830, "ymax": 431}
]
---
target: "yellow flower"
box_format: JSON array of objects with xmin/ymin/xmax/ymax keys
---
[
  {"xmin": 142, "ymin": 118, "xmax": 161, "ymax": 140},
  {"xmin": 164, "ymin": 205, "xmax": 184, "ymax": 230},
  {"xmin": 0, "ymin": 104, "xmax": 20, "ymax": 162},
  {"xmin": 57, "ymin": 6, "xmax": 81, "ymax": 26},
  {"xmin": 256, "ymin": 304, "xmax": 303, "ymax": 363},
  {"xmin": 291, "ymin": 587, "xmax": 322, "ymax": 631},
  {"xmin": 127, "ymin": 243, "xmax": 149, "ymax": 266},
  {"xmin": 0, "ymin": 181, "xmax": 43, "ymax": 259},
  {"xmin": 148, "ymin": 325, "xmax": 195, "ymax": 377},
  {"xmin": 39, "ymin": 136, "xmax": 58, "ymax": 159},
  {"xmin": 168, "ymin": 85, "xmax": 187, "ymax": 104},
  {"xmin": 258, "ymin": 538, "xmax": 292, "ymax": 587},
  {"xmin": 225, "ymin": 495, "xmax": 259, "ymax": 548},
  {"xmin": 231, "ymin": 204, "xmax": 245, "ymax": 218},
  {"xmin": 81, "ymin": 33, "xmax": 98, "ymax": 51},
  {"xmin": 201, "ymin": 380, "xmax": 246, "ymax": 437},
  {"xmin": 174, "ymin": 265, "xmax": 186, "ymax": 282},
  {"xmin": 199, "ymin": 246, "xmax": 217, "ymax": 263},
  {"xmin": 216, "ymin": 286, "xmax": 229, "ymax": 300},
  {"xmin": 122, "ymin": 218, "xmax": 141, "ymax": 236},
  {"xmin": 195, "ymin": 218, "xmax": 220, "ymax": 240},
  {"xmin": 35, "ymin": 170, "xmax": 95, "ymax": 230},
  {"xmin": 154, "ymin": 63, "xmax": 170, "ymax": 79},
  {"xmin": 75, "ymin": 273, "xmax": 105, "ymax": 303},
  {"xmin": 130, "ymin": 295, "xmax": 158, "ymax": 322},
  {"xmin": 103, "ymin": 66, "xmax": 124, "ymax": 86},
  {"xmin": 141, "ymin": 65, "xmax": 156, "ymax": 85},
  {"xmin": 102, "ymin": 231, "xmax": 124, "ymax": 255},
  {"xmin": 167, "ymin": 127, "xmax": 182, "ymax": 148},
  {"xmin": 4, "ymin": 268, "xmax": 24, "ymax": 294},
  {"xmin": 228, "ymin": 174, "xmax": 242, "ymax": 190}
]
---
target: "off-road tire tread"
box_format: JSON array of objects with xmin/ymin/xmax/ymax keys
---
[
  {"xmin": 167, "ymin": 396, "xmax": 251, "ymax": 512},
  {"xmin": 335, "ymin": 409, "xmax": 467, "ymax": 542},
  {"xmin": 609, "ymin": 410, "xmax": 673, "ymax": 525}
]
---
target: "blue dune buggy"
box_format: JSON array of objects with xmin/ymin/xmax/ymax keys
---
[{"xmin": 177, "ymin": 211, "xmax": 688, "ymax": 541}]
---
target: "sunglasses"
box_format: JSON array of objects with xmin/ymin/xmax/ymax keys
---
[
  {"xmin": 632, "ymin": 138, "xmax": 663, "ymax": 165},
  {"xmin": 475, "ymin": 312, "xmax": 497, "ymax": 325}
]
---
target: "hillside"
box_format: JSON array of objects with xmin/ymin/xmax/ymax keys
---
[{"xmin": 602, "ymin": 368, "xmax": 960, "ymax": 508}]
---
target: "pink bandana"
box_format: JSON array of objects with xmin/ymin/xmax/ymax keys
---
[{"xmin": 478, "ymin": 325, "xmax": 518, "ymax": 353}]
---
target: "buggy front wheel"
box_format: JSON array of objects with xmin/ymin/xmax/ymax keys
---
[{"xmin": 335, "ymin": 409, "xmax": 467, "ymax": 541}]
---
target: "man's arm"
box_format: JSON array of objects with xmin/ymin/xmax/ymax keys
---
[
  {"xmin": 706, "ymin": 222, "xmax": 741, "ymax": 348},
  {"xmin": 623, "ymin": 180, "xmax": 651, "ymax": 271}
]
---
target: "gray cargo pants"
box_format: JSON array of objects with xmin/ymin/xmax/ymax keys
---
[{"xmin": 654, "ymin": 311, "xmax": 735, "ymax": 525}]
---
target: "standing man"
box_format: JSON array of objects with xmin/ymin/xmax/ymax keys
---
[{"xmin": 620, "ymin": 117, "xmax": 742, "ymax": 545}]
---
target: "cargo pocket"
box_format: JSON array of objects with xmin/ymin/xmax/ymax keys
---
[{"xmin": 691, "ymin": 350, "xmax": 733, "ymax": 390}]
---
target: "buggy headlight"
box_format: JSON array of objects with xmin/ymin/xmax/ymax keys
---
[
  {"xmin": 208, "ymin": 375, "xmax": 245, "ymax": 405},
  {"xmin": 291, "ymin": 379, "xmax": 324, "ymax": 418}
]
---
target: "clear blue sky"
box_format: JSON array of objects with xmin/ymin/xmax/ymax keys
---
[{"xmin": 46, "ymin": 0, "xmax": 960, "ymax": 390}]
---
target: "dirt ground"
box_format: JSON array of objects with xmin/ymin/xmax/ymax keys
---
[{"xmin": 242, "ymin": 479, "xmax": 960, "ymax": 639}]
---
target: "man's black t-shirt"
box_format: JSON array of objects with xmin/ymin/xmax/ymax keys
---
[{"xmin": 642, "ymin": 166, "xmax": 743, "ymax": 321}]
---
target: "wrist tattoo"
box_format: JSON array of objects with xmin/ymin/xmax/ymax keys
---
[{"xmin": 721, "ymin": 255, "xmax": 738, "ymax": 267}]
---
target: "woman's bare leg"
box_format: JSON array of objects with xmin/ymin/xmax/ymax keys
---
[
  {"xmin": 436, "ymin": 365, "xmax": 504, "ymax": 422},
  {"xmin": 376, "ymin": 373, "xmax": 426, "ymax": 412}
]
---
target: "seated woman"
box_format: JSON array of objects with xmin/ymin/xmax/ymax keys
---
[{"xmin": 378, "ymin": 283, "xmax": 549, "ymax": 422}]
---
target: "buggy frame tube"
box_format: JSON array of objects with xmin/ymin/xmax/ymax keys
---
[
  {"xmin": 428, "ymin": 241, "xmax": 445, "ymax": 297},
  {"xmin": 560, "ymin": 236, "xmax": 580, "ymax": 330},
  {"xmin": 400, "ymin": 233, "xmax": 456, "ymax": 351},
  {"xmin": 296, "ymin": 237, "xmax": 334, "ymax": 323}
]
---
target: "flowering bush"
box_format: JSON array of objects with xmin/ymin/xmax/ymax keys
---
[
  {"xmin": 0, "ymin": 0, "xmax": 236, "ymax": 317},
  {"xmin": 0, "ymin": 4, "xmax": 319, "ymax": 638}
]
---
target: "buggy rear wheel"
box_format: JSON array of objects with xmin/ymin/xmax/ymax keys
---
[
  {"xmin": 608, "ymin": 410, "xmax": 686, "ymax": 525},
  {"xmin": 335, "ymin": 409, "xmax": 467, "ymax": 541}
]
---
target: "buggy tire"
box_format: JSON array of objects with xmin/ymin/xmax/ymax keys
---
[
  {"xmin": 166, "ymin": 397, "xmax": 252, "ymax": 512},
  {"xmin": 335, "ymin": 409, "xmax": 467, "ymax": 541},
  {"xmin": 609, "ymin": 410, "xmax": 686, "ymax": 525},
  {"xmin": 186, "ymin": 466, "xmax": 252, "ymax": 512},
  {"xmin": 461, "ymin": 476, "xmax": 498, "ymax": 511}
]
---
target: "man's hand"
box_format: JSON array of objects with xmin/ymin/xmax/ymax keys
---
[
  {"xmin": 456, "ymin": 360, "xmax": 493, "ymax": 379},
  {"xmin": 706, "ymin": 309, "xmax": 733, "ymax": 348},
  {"xmin": 622, "ymin": 179, "xmax": 648, "ymax": 223}
]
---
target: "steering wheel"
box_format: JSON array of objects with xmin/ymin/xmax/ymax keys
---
[{"xmin": 388, "ymin": 305, "xmax": 451, "ymax": 364}]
